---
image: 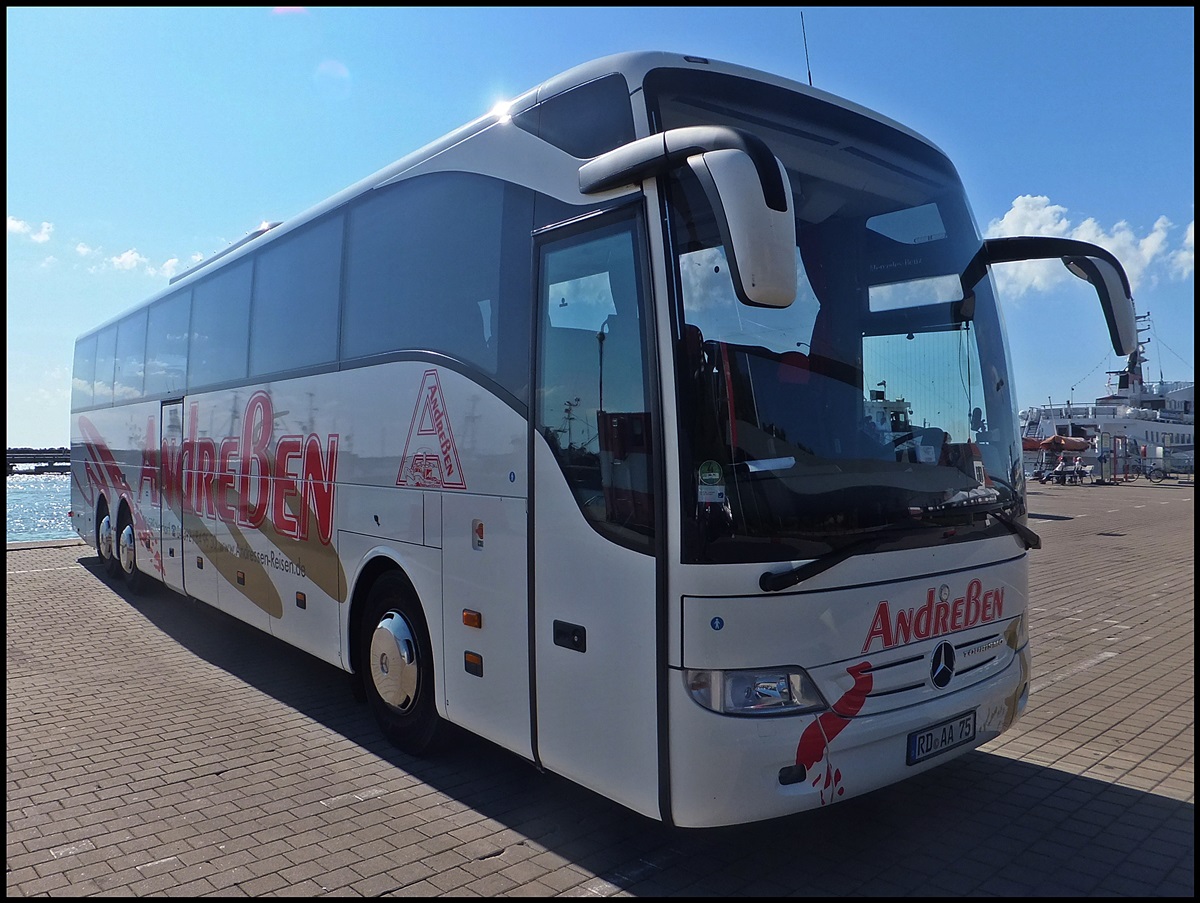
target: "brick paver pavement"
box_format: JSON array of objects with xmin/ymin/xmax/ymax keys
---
[{"xmin": 6, "ymin": 479, "xmax": 1193, "ymax": 896}]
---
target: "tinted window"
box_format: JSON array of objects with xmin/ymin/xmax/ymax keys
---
[
  {"xmin": 93, "ymin": 325, "xmax": 117, "ymax": 407},
  {"xmin": 189, "ymin": 260, "xmax": 252, "ymax": 390},
  {"xmin": 342, "ymin": 172, "xmax": 533, "ymax": 398},
  {"xmin": 145, "ymin": 291, "xmax": 190, "ymax": 397},
  {"xmin": 114, "ymin": 309, "xmax": 147, "ymax": 402},
  {"xmin": 250, "ymin": 215, "xmax": 343, "ymax": 377},
  {"xmin": 514, "ymin": 73, "xmax": 635, "ymax": 158},
  {"xmin": 72, "ymin": 334, "xmax": 97, "ymax": 410},
  {"xmin": 536, "ymin": 212, "xmax": 654, "ymax": 550}
]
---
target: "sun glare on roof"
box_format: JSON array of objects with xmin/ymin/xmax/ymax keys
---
[{"xmin": 490, "ymin": 100, "xmax": 512, "ymax": 123}]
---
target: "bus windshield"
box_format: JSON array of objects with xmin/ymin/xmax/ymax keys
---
[{"xmin": 647, "ymin": 69, "xmax": 1023, "ymax": 564}]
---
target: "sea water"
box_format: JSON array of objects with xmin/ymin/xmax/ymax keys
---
[{"xmin": 6, "ymin": 473, "xmax": 74, "ymax": 543}]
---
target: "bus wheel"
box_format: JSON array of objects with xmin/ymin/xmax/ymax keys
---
[
  {"xmin": 97, "ymin": 506, "xmax": 120, "ymax": 578},
  {"xmin": 360, "ymin": 572, "xmax": 445, "ymax": 755},
  {"xmin": 115, "ymin": 508, "xmax": 145, "ymax": 594}
]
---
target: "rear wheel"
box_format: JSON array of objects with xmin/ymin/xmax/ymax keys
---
[
  {"xmin": 115, "ymin": 507, "xmax": 145, "ymax": 593},
  {"xmin": 97, "ymin": 504, "xmax": 120, "ymax": 578},
  {"xmin": 358, "ymin": 572, "xmax": 445, "ymax": 755},
  {"xmin": 1149, "ymin": 467, "xmax": 1167, "ymax": 483}
]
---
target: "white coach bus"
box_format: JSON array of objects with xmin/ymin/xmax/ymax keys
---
[{"xmin": 70, "ymin": 51, "xmax": 1137, "ymax": 828}]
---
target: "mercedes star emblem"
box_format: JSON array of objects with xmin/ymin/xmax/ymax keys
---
[{"xmin": 930, "ymin": 641, "xmax": 956, "ymax": 689}]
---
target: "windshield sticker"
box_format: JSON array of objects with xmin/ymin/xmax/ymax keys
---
[{"xmin": 697, "ymin": 460, "xmax": 725, "ymax": 503}]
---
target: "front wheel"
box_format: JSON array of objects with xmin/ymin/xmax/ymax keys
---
[
  {"xmin": 1149, "ymin": 467, "xmax": 1167, "ymax": 483},
  {"xmin": 358, "ymin": 572, "xmax": 445, "ymax": 756}
]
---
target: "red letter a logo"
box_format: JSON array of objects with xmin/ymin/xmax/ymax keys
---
[{"xmin": 396, "ymin": 369, "xmax": 467, "ymax": 490}]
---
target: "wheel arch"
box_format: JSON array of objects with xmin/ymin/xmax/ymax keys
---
[
  {"xmin": 94, "ymin": 495, "xmax": 107, "ymax": 546},
  {"xmin": 115, "ymin": 494, "xmax": 135, "ymax": 531},
  {"xmin": 346, "ymin": 548, "xmax": 448, "ymax": 753},
  {"xmin": 346, "ymin": 553, "xmax": 424, "ymax": 681},
  {"xmin": 94, "ymin": 491, "xmax": 116, "ymax": 555}
]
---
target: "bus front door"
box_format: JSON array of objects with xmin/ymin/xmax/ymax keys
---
[{"xmin": 530, "ymin": 211, "xmax": 664, "ymax": 821}]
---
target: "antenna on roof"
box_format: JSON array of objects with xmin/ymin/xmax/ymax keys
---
[{"xmin": 801, "ymin": 11, "xmax": 813, "ymax": 86}]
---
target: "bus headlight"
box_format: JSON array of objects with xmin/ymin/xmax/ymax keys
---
[{"xmin": 684, "ymin": 667, "xmax": 828, "ymax": 716}]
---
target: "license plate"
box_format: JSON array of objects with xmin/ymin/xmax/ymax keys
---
[{"xmin": 906, "ymin": 710, "xmax": 976, "ymax": 765}]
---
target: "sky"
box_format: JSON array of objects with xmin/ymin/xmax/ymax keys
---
[{"xmin": 7, "ymin": 6, "xmax": 1194, "ymax": 449}]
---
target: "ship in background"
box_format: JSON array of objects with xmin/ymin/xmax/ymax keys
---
[{"xmin": 1019, "ymin": 312, "xmax": 1194, "ymax": 471}]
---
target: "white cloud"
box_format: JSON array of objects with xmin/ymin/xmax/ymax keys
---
[
  {"xmin": 8, "ymin": 216, "xmax": 53, "ymax": 243},
  {"xmin": 110, "ymin": 249, "xmax": 149, "ymax": 271},
  {"xmin": 12, "ymin": 217, "xmax": 205, "ymax": 282},
  {"xmin": 157, "ymin": 257, "xmax": 183, "ymax": 279},
  {"xmin": 1169, "ymin": 220, "xmax": 1194, "ymax": 280},
  {"xmin": 984, "ymin": 196, "xmax": 1192, "ymax": 301},
  {"xmin": 110, "ymin": 251, "xmax": 200, "ymax": 280}
]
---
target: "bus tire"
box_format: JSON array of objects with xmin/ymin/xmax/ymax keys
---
[
  {"xmin": 359, "ymin": 572, "xmax": 445, "ymax": 756},
  {"xmin": 97, "ymin": 504, "xmax": 120, "ymax": 578},
  {"xmin": 115, "ymin": 506, "xmax": 145, "ymax": 594}
]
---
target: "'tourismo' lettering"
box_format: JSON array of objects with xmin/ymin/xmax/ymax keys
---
[
  {"xmin": 862, "ymin": 579, "xmax": 1004, "ymax": 653},
  {"xmin": 142, "ymin": 392, "xmax": 339, "ymax": 545}
]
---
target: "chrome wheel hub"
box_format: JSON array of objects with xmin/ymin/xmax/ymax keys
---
[
  {"xmin": 118, "ymin": 523, "xmax": 136, "ymax": 575},
  {"xmin": 98, "ymin": 514, "xmax": 114, "ymax": 560},
  {"xmin": 370, "ymin": 611, "xmax": 419, "ymax": 712}
]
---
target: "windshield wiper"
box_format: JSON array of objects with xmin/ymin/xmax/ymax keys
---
[
  {"xmin": 759, "ymin": 523, "xmax": 941, "ymax": 593},
  {"xmin": 984, "ymin": 507, "xmax": 1041, "ymax": 550},
  {"xmin": 758, "ymin": 490, "xmax": 1042, "ymax": 593},
  {"xmin": 910, "ymin": 486, "xmax": 1041, "ymax": 551}
]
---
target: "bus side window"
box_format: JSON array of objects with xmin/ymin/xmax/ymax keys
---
[
  {"xmin": 536, "ymin": 214, "xmax": 655, "ymax": 548},
  {"xmin": 438, "ymin": 295, "xmax": 489, "ymax": 366},
  {"xmin": 341, "ymin": 172, "xmax": 533, "ymax": 392},
  {"xmin": 72, "ymin": 333, "xmax": 97, "ymax": 410},
  {"xmin": 93, "ymin": 325, "xmax": 117, "ymax": 408},
  {"xmin": 145, "ymin": 291, "xmax": 190, "ymax": 398},
  {"xmin": 250, "ymin": 215, "xmax": 342, "ymax": 379}
]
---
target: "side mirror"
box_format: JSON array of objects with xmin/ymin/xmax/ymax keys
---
[
  {"xmin": 686, "ymin": 149, "xmax": 797, "ymax": 308},
  {"xmin": 981, "ymin": 237, "xmax": 1138, "ymax": 355},
  {"xmin": 579, "ymin": 126, "xmax": 797, "ymax": 308}
]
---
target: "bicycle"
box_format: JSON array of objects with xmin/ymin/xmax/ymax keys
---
[
  {"xmin": 1130, "ymin": 462, "xmax": 1182, "ymax": 483},
  {"xmin": 1123, "ymin": 462, "xmax": 1154, "ymax": 481}
]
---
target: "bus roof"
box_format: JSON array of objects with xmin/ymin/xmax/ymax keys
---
[{"xmin": 77, "ymin": 50, "xmax": 941, "ymax": 341}]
